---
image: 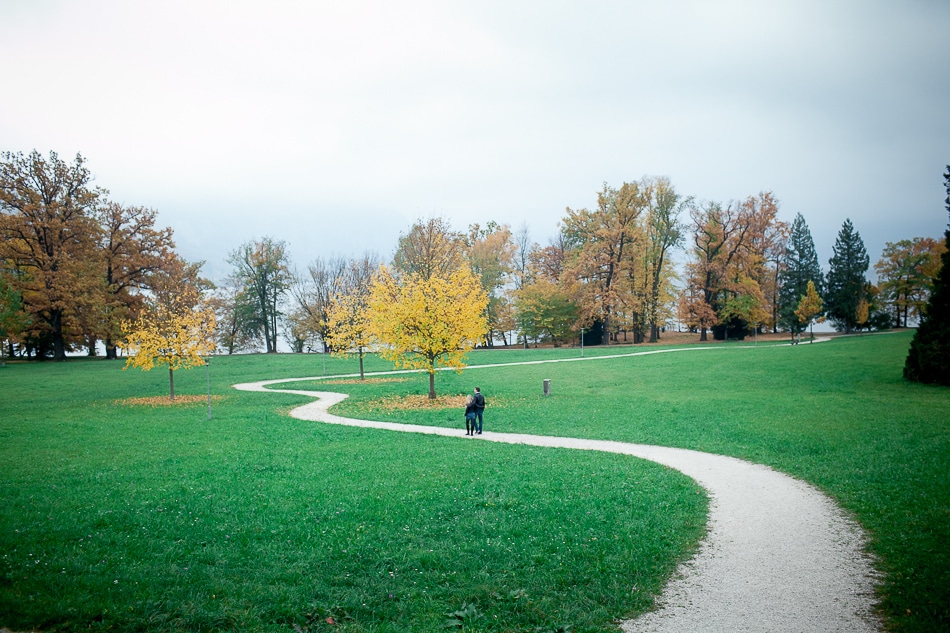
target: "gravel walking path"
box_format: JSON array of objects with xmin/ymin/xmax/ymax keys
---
[{"xmin": 235, "ymin": 367, "xmax": 882, "ymax": 632}]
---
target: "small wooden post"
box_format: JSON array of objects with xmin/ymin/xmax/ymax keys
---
[
  {"xmin": 543, "ymin": 379, "xmax": 551, "ymax": 396},
  {"xmin": 205, "ymin": 359, "xmax": 212, "ymax": 420}
]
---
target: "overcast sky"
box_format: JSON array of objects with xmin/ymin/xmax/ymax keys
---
[{"xmin": 2, "ymin": 0, "xmax": 948, "ymax": 281}]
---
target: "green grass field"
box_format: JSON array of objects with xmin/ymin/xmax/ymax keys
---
[{"xmin": 1, "ymin": 332, "xmax": 948, "ymax": 632}]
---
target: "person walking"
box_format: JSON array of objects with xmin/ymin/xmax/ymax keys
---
[
  {"xmin": 472, "ymin": 386, "xmax": 486, "ymax": 434},
  {"xmin": 464, "ymin": 395, "xmax": 476, "ymax": 436}
]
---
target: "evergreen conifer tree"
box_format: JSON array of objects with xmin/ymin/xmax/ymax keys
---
[
  {"xmin": 777, "ymin": 213, "xmax": 823, "ymax": 335},
  {"xmin": 825, "ymin": 219, "xmax": 870, "ymax": 333},
  {"xmin": 904, "ymin": 166, "xmax": 950, "ymax": 385}
]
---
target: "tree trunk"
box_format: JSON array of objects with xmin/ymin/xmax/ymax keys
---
[
  {"xmin": 51, "ymin": 310, "xmax": 67, "ymax": 361},
  {"xmin": 358, "ymin": 353, "xmax": 365, "ymax": 380},
  {"xmin": 51, "ymin": 333, "xmax": 66, "ymax": 360},
  {"xmin": 169, "ymin": 367, "xmax": 175, "ymax": 401},
  {"xmin": 263, "ymin": 310, "xmax": 275, "ymax": 353},
  {"xmin": 428, "ymin": 371, "xmax": 436, "ymax": 400},
  {"xmin": 700, "ymin": 326, "xmax": 708, "ymax": 342},
  {"xmin": 265, "ymin": 328, "xmax": 276, "ymax": 353}
]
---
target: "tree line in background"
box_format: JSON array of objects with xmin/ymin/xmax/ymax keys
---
[
  {"xmin": 0, "ymin": 151, "xmax": 212, "ymax": 362},
  {"xmin": 2, "ymin": 151, "xmax": 947, "ymax": 382}
]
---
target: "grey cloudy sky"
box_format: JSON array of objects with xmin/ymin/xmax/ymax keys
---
[{"xmin": 2, "ymin": 0, "xmax": 948, "ymax": 281}]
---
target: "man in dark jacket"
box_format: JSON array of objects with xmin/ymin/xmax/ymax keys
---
[{"xmin": 472, "ymin": 386, "xmax": 486, "ymax": 434}]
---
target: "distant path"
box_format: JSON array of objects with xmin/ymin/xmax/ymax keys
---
[{"xmin": 234, "ymin": 342, "xmax": 882, "ymax": 632}]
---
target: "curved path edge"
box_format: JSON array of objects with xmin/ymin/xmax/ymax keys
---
[{"xmin": 234, "ymin": 355, "xmax": 882, "ymax": 632}]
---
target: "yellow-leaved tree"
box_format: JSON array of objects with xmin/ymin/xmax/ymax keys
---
[
  {"xmin": 794, "ymin": 280, "xmax": 824, "ymax": 342},
  {"xmin": 368, "ymin": 264, "xmax": 488, "ymax": 399},
  {"xmin": 122, "ymin": 304, "xmax": 216, "ymax": 400},
  {"xmin": 855, "ymin": 297, "xmax": 870, "ymax": 331},
  {"xmin": 121, "ymin": 273, "xmax": 216, "ymax": 401},
  {"xmin": 326, "ymin": 285, "xmax": 375, "ymax": 379}
]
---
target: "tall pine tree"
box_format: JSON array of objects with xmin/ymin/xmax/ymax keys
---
[
  {"xmin": 777, "ymin": 213, "xmax": 823, "ymax": 336},
  {"xmin": 825, "ymin": 218, "xmax": 870, "ymax": 333},
  {"xmin": 904, "ymin": 166, "xmax": 950, "ymax": 385}
]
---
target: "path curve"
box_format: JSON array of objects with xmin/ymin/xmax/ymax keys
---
[{"xmin": 234, "ymin": 354, "xmax": 881, "ymax": 632}]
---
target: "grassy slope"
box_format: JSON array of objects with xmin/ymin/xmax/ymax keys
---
[
  {"xmin": 0, "ymin": 354, "xmax": 705, "ymax": 633},
  {"xmin": 2, "ymin": 332, "xmax": 947, "ymax": 632},
  {"xmin": 329, "ymin": 332, "xmax": 949, "ymax": 633}
]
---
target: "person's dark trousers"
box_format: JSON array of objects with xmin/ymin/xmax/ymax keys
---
[{"xmin": 475, "ymin": 411, "xmax": 483, "ymax": 433}]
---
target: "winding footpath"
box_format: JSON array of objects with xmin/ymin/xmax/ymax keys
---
[{"xmin": 234, "ymin": 346, "xmax": 882, "ymax": 632}]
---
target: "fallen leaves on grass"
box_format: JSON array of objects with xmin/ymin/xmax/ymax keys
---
[
  {"xmin": 375, "ymin": 394, "xmax": 469, "ymax": 410},
  {"xmin": 320, "ymin": 377, "xmax": 412, "ymax": 385},
  {"xmin": 117, "ymin": 395, "xmax": 224, "ymax": 407}
]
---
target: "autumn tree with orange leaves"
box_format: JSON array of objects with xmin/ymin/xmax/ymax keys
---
[
  {"xmin": 679, "ymin": 201, "xmax": 740, "ymax": 341},
  {"xmin": 94, "ymin": 202, "xmax": 175, "ymax": 358},
  {"xmin": 464, "ymin": 222, "xmax": 516, "ymax": 346},
  {"xmin": 562, "ymin": 181, "xmax": 648, "ymax": 345},
  {"xmin": 679, "ymin": 194, "xmax": 783, "ymax": 341},
  {"xmin": 557, "ymin": 178, "xmax": 687, "ymax": 346},
  {"xmin": 874, "ymin": 237, "xmax": 946, "ymax": 327},
  {"xmin": 739, "ymin": 192, "xmax": 787, "ymax": 332},
  {"xmin": 0, "ymin": 150, "xmax": 104, "ymax": 359},
  {"xmin": 0, "ymin": 150, "xmax": 196, "ymax": 361}
]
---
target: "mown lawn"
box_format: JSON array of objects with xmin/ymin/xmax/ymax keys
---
[
  {"xmin": 2, "ymin": 331, "xmax": 947, "ymax": 632},
  {"xmin": 0, "ymin": 351, "xmax": 704, "ymax": 633},
  {"xmin": 323, "ymin": 331, "xmax": 949, "ymax": 633}
]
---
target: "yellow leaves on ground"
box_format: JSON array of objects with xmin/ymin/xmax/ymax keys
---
[
  {"xmin": 118, "ymin": 395, "xmax": 223, "ymax": 407},
  {"xmin": 373, "ymin": 393, "xmax": 469, "ymax": 410},
  {"xmin": 320, "ymin": 377, "xmax": 410, "ymax": 386}
]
